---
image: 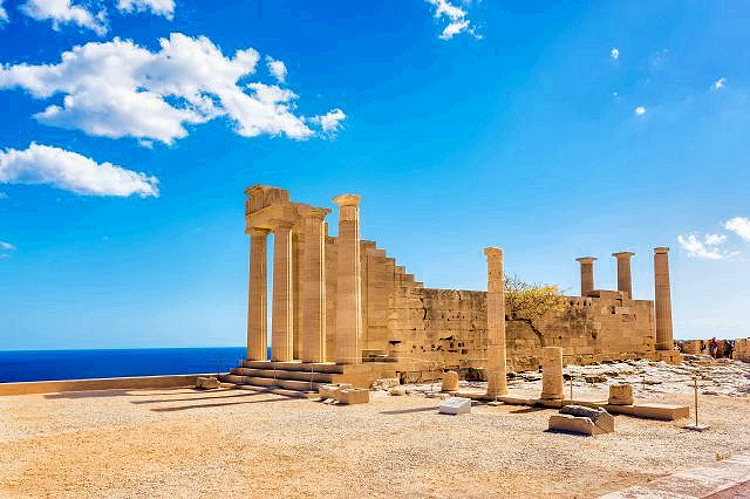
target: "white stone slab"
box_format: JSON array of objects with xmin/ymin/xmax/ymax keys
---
[{"xmin": 439, "ymin": 397, "xmax": 471, "ymax": 415}]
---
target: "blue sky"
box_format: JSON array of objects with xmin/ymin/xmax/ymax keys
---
[{"xmin": 0, "ymin": 0, "xmax": 748, "ymax": 350}]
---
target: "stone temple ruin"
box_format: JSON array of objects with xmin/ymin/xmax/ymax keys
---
[{"xmin": 223, "ymin": 185, "xmax": 680, "ymax": 395}]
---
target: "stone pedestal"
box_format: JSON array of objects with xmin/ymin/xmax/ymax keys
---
[
  {"xmin": 300, "ymin": 207, "xmax": 330, "ymax": 363},
  {"xmin": 608, "ymin": 383, "xmax": 634, "ymax": 405},
  {"xmin": 541, "ymin": 346, "xmax": 564, "ymax": 400},
  {"xmin": 484, "ymin": 247, "xmax": 508, "ymax": 398},
  {"xmin": 613, "ymin": 252, "xmax": 635, "ymax": 299},
  {"xmin": 654, "ymin": 247, "xmax": 674, "ymax": 351},
  {"xmin": 271, "ymin": 222, "xmax": 294, "ymax": 362},
  {"xmin": 247, "ymin": 229, "xmax": 269, "ymax": 361},
  {"xmin": 442, "ymin": 371, "xmax": 459, "ymax": 392},
  {"xmin": 333, "ymin": 194, "xmax": 362, "ymax": 365},
  {"xmin": 575, "ymin": 257, "xmax": 597, "ymax": 297}
]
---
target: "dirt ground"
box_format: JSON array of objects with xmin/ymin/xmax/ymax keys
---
[{"xmin": 1, "ymin": 363, "xmax": 750, "ymax": 498}]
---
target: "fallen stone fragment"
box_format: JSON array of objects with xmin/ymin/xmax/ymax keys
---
[
  {"xmin": 439, "ymin": 397, "xmax": 471, "ymax": 415},
  {"xmin": 339, "ymin": 388, "xmax": 370, "ymax": 405},
  {"xmin": 608, "ymin": 383, "xmax": 634, "ymax": 405},
  {"xmin": 441, "ymin": 371, "xmax": 459, "ymax": 392},
  {"xmin": 195, "ymin": 376, "xmax": 220, "ymax": 390}
]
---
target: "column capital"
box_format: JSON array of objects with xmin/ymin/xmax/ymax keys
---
[
  {"xmin": 612, "ymin": 251, "xmax": 635, "ymax": 259},
  {"xmin": 300, "ymin": 206, "xmax": 332, "ymax": 220},
  {"xmin": 332, "ymin": 194, "xmax": 361, "ymax": 207},
  {"xmin": 576, "ymin": 257, "xmax": 597, "ymax": 264},
  {"xmin": 654, "ymin": 246, "xmax": 670, "ymax": 254},
  {"xmin": 248, "ymin": 227, "xmax": 271, "ymax": 237},
  {"xmin": 484, "ymin": 246, "xmax": 503, "ymax": 259}
]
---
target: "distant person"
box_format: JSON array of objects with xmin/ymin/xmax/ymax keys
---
[
  {"xmin": 724, "ymin": 340, "xmax": 734, "ymax": 359},
  {"xmin": 709, "ymin": 337, "xmax": 719, "ymax": 358}
]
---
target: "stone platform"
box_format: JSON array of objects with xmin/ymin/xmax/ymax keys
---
[{"xmin": 221, "ymin": 360, "xmax": 399, "ymax": 396}]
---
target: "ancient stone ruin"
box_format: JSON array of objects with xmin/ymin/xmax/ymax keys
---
[{"xmin": 224, "ymin": 185, "xmax": 680, "ymax": 394}]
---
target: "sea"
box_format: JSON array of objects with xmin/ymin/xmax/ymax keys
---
[{"xmin": 0, "ymin": 347, "xmax": 259, "ymax": 383}]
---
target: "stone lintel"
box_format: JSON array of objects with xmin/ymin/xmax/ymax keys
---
[
  {"xmin": 246, "ymin": 204, "xmax": 298, "ymax": 231},
  {"xmin": 332, "ymin": 193, "xmax": 361, "ymax": 207},
  {"xmin": 299, "ymin": 205, "xmax": 332, "ymax": 220}
]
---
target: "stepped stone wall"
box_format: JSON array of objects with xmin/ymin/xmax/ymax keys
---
[{"xmin": 735, "ymin": 339, "xmax": 750, "ymax": 363}]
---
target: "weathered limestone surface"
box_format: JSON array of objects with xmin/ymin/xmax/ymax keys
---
[
  {"xmin": 339, "ymin": 388, "xmax": 370, "ymax": 405},
  {"xmin": 541, "ymin": 346, "xmax": 564, "ymax": 400},
  {"xmin": 247, "ymin": 229, "xmax": 269, "ymax": 361},
  {"xmin": 271, "ymin": 221, "xmax": 295, "ymax": 362},
  {"xmin": 735, "ymin": 339, "xmax": 750, "ymax": 363},
  {"xmin": 576, "ymin": 257, "xmax": 597, "ymax": 297},
  {"xmin": 485, "ymin": 247, "xmax": 508, "ymax": 398},
  {"xmin": 300, "ymin": 207, "xmax": 330, "ymax": 363},
  {"xmin": 334, "ymin": 194, "xmax": 363, "ymax": 365},
  {"xmin": 441, "ymin": 370, "xmax": 459, "ymax": 392},
  {"xmin": 613, "ymin": 252, "xmax": 635, "ymax": 299},
  {"xmin": 654, "ymin": 247, "xmax": 674, "ymax": 351},
  {"xmin": 608, "ymin": 383, "xmax": 634, "ymax": 405}
]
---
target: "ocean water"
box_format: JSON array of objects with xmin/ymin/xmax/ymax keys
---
[{"xmin": 0, "ymin": 347, "xmax": 256, "ymax": 383}]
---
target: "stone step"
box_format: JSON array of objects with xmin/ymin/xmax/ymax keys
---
[
  {"xmin": 243, "ymin": 360, "xmax": 344, "ymax": 374},
  {"xmin": 230, "ymin": 367, "xmax": 334, "ymax": 383},
  {"xmin": 223, "ymin": 374, "xmax": 321, "ymax": 392},
  {"xmin": 234, "ymin": 384, "xmax": 319, "ymax": 399}
]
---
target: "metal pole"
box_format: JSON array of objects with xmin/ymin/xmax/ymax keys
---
[
  {"xmin": 694, "ymin": 376, "xmax": 699, "ymax": 427},
  {"xmin": 569, "ymin": 375, "xmax": 573, "ymax": 401}
]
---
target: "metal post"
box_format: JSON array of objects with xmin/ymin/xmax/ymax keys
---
[{"xmin": 694, "ymin": 376, "xmax": 699, "ymax": 427}]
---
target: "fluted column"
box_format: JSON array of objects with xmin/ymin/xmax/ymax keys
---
[
  {"xmin": 613, "ymin": 251, "xmax": 635, "ymax": 299},
  {"xmin": 485, "ymin": 247, "xmax": 508, "ymax": 398},
  {"xmin": 333, "ymin": 194, "xmax": 362, "ymax": 365},
  {"xmin": 300, "ymin": 207, "xmax": 330, "ymax": 363},
  {"xmin": 654, "ymin": 247, "xmax": 674, "ymax": 350},
  {"xmin": 271, "ymin": 221, "xmax": 294, "ymax": 362},
  {"xmin": 247, "ymin": 229, "xmax": 269, "ymax": 361},
  {"xmin": 575, "ymin": 257, "xmax": 597, "ymax": 297}
]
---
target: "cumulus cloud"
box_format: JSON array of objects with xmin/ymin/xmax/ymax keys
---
[
  {"xmin": 713, "ymin": 77, "xmax": 726, "ymax": 90},
  {"xmin": 0, "ymin": 0, "xmax": 8, "ymax": 25},
  {"xmin": 635, "ymin": 106, "xmax": 647, "ymax": 116},
  {"xmin": 725, "ymin": 217, "xmax": 750, "ymax": 242},
  {"xmin": 0, "ymin": 143, "xmax": 159, "ymax": 197},
  {"xmin": 310, "ymin": 108, "xmax": 346, "ymax": 134},
  {"xmin": 117, "ymin": 0, "xmax": 174, "ymax": 20},
  {"xmin": 677, "ymin": 233, "xmax": 735, "ymax": 260},
  {"xmin": 266, "ymin": 57, "xmax": 287, "ymax": 83},
  {"xmin": 0, "ymin": 34, "xmax": 341, "ymax": 144},
  {"xmin": 610, "ymin": 47, "xmax": 619, "ymax": 60},
  {"xmin": 20, "ymin": 0, "xmax": 107, "ymax": 35},
  {"xmin": 426, "ymin": 0, "xmax": 478, "ymax": 40}
]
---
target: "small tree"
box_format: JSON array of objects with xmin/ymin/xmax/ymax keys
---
[{"xmin": 504, "ymin": 275, "xmax": 567, "ymax": 347}]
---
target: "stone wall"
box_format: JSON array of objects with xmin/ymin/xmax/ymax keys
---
[{"xmin": 734, "ymin": 338, "xmax": 750, "ymax": 363}]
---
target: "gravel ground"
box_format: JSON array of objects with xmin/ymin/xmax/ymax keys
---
[{"xmin": 1, "ymin": 361, "xmax": 750, "ymax": 499}]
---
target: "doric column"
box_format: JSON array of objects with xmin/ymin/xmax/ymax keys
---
[
  {"xmin": 271, "ymin": 221, "xmax": 294, "ymax": 362},
  {"xmin": 247, "ymin": 228, "xmax": 269, "ymax": 361},
  {"xmin": 484, "ymin": 247, "xmax": 508, "ymax": 398},
  {"xmin": 612, "ymin": 251, "xmax": 635, "ymax": 299},
  {"xmin": 300, "ymin": 207, "xmax": 330, "ymax": 363},
  {"xmin": 541, "ymin": 346, "xmax": 564, "ymax": 400},
  {"xmin": 654, "ymin": 247, "xmax": 674, "ymax": 350},
  {"xmin": 333, "ymin": 194, "xmax": 362, "ymax": 365},
  {"xmin": 575, "ymin": 257, "xmax": 597, "ymax": 297}
]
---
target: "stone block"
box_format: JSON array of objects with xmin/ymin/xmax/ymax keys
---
[
  {"xmin": 195, "ymin": 376, "xmax": 220, "ymax": 390},
  {"xmin": 371, "ymin": 378, "xmax": 399, "ymax": 391},
  {"xmin": 318, "ymin": 383, "xmax": 353, "ymax": 400},
  {"xmin": 605, "ymin": 402, "xmax": 689, "ymax": 421},
  {"xmin": 441, "ymin": 370, "xmax": 459, "ymax": 392},
  {"xmin": 339, "ymin": 388, "xmax": 370, "ymax": 405},
  {"xmin": 559, "ymin": 405, "xmax": 615, "ymax": 434},
  {"xmin": 439, "ymin": 397, "xmax": 471, "ymax": 415},
  {"xmin": 548, "ymin": 414, "xmax": 610, "ymax": 436},
  {"xmin": 608, "ymin": 383, "xmax": 634, "ymax": 405}
]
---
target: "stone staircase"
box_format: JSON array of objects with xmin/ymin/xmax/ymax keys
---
[{"xmin": 220, "ymin": 360, "xmax": 398, "ymax": 398}]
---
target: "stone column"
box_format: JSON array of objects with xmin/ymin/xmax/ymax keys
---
[
  {"xmin": 271, "ymin": 221, "xmax": 294, "ymax": 362},
  {"xmin": 654, "ymin": 247, "xmax": 674, "ymax": 350},
  {"xmin": 613, "ymin": 251, "xmax": 635, "ymax": 299},
  {"xmin": 333, "ymin": 194, "xmax": 362, "ymax": 365},
  {"xmin": 541, "ymin": 346, "xmax": 564, "ymax": 400},
  {"xmin": 300, "ymin": 207, "xmax": 330, "ymax": 363},
  {"xmin": 247, "ymin": 229, "xmax": 269, "ymax": 361},
  {"xmin": 484, "ymin": 247, "xmax": 508, "ymax": 398},
  {"xmin": 575, "ymin": 257, "xmax": 597, "ymax": 297}
]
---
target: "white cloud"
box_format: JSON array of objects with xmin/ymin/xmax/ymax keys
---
[
  {"xmin": 635, "ymin": 106, "xmax": 647, "ymax": 116},
  {"xmin": 0, "ymin": 191, "xmax": 7, "ymax": 199},
  {"xmin": 266, "ymin": 57, "xmax": 287, "ymax": 83},
  {"xmin": 725, "ymin": 217, "xmax": 750, "ymax": 242},
  {"xmin": 426, "ymin": 0, "xmax": 478, "ymax": 40},
  {"xmin": 677, "ymin": 233, "xmax": 735, "ymax": 260},
  {"xmin": 0, "ymin": 0, "xmax": 9, "ymax": 25},
  {"xmin": 310, "ymin": 108, "xmax": 346, "ymax": 134},
  {"xmin": 117, "ymin": 0, "xmax": 174, "ymax": 20},
  {"xmin": 0, "ymin": 241, "xmax": 15, "ymax": 250},
  {"xmin": 20, "ymin": 0, "xmax": 107, "ymax": 35},
  {"xmin": 0, "ymin": 143, "xmax": 159, "ymax": 197},
  {"xmin": 610, "ymin": 47, "xmax": 619, "ymax": 60},
  {"xmin": 0, "ymin": 34, "xmax": 340, "ymax": 144},
  {"xmin": 713, "ymin": 77, "xmax": 726, "ymax": 90}
]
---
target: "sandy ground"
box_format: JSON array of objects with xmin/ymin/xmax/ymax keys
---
[{"xmin": 2, "ymin": 362, "xmax": 750, "ymax": 499}]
